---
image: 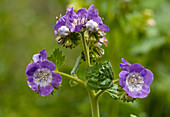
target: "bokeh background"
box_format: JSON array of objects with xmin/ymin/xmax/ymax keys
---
[{"xmin": 0, "ymin": 0, "xmax": 170, "ymax": 117}]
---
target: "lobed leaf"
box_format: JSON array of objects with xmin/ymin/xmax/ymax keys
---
[
  {"xmin": 85, "ymin": 61, "xmax": 114, "ymax": 90},
  {"xmin": 47, "ymin": 48, "xmax": 65, "ymax": 69}
]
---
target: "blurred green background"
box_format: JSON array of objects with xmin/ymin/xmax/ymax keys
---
[{"xmin": 0, "ymin": 0, "xmax": 170, "ymax": 116}]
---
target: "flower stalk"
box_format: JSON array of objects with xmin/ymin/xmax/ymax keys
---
[{"xmin": 55, "ymin": 71, "xmax": 85, "ymax": 86}]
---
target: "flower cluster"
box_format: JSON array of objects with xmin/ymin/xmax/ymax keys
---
[
  {"xmin": 26, "ymin": 49, "xmax": 62, "ymax": 96},
  {"xmin": 54, "ymin": 4, "xmax": 109, "ymax": 48},
  {"xmin": 119, "ymin": 58, "xmax": 153, "ymax": 98}
]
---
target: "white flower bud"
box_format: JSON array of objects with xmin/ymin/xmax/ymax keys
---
[
  {"xmin": 58, "ymin": 26, "xmax": 70, "ymax": 37},
  {"xmin": 86, "ymin": 20, "xmax": 99, "ymax": 32}
]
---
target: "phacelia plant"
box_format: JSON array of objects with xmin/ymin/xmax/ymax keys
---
[{"xmin": 26, "ymin": 4, "xmax": 154, "ymax": 117}]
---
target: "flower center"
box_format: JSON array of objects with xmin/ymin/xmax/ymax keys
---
[
  {"xmin": 126, "ymin": 72, "xmax": 144, "ymax": 92},
  {"xmin": 33, "ymin": 68, "xmax": 52, "ymax": 87}
]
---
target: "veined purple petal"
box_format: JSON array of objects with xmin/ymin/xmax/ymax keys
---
[
  {"xmin": 123, "ymin": 86, "xmax": 138, "ymax": 98},
  {"xmin": 119, "ymin": 71, "xmax": 128, "ymax": 87},
  {"xmin": 88, "ymin": 4, "xmax": 99, "ymax": 17},
  {"xmin": 40, "ymin": 60, "xmax": 56, "ymax": 71},
  {"xmin": 50, "ymin": 72, "xmax": 62, "ymax": 87},
  {"xmin": 98, "ymin": 23, "xmax": 109, "ymax": 31},
  {"xmin": 128, "ymin": 63, "xmax": 144, "ymax": 73},
  {"xmin": 77, "ymin": 8, "xmax": 88, "ymax": 18},
  {"xmin": 122, "ymin": 58, "xmax": 131, "ymax": 65},
  {"xmin": 38, "ymin": 85, "xmax": 54, "ymax": 97},
  {"xmin": 26, "ymin": 63, "xmax": 39, "ymax": 76},
  {"xmin": 143, "ymin": 69, "xmax": 154, "ymax": 85},
  {"xmin": 137, "ymin": 85, "xmax": 150, "ymax": 98},
  {"xmin": 27, "ymin": 76, "xmax": 38, "ymax": 91},
  {"xmin": 66, "ymin": 7, "xmax": 77, "ymax": 22},
  {"xmin": 40, "ymin": 49, "xmax": 47, "ymax": 60},
  {"xmin": 54, "ymin": 22, "xmax": 66, "ymax": 33},
  {"xmin": 72, "ymin": 24, "xmax": 84, "ymax": 32}
]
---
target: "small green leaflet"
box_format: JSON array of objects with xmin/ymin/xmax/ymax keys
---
[
  {"xmin": 107, "ymin": 84, "xmax": 136, "ymax": 102},
  {"xmin": 85, "ymin": 61, "xmax": 114, "ymax": 90},
  {"xmin": 47, "ymin": 48, "xmax": 65, "ymax": 69}
]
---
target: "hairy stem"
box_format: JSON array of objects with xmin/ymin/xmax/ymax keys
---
[
  {"xmin": 54, "ymin": 71, "xmax": 85, "ymax": 86},
  {"xmin": 113, "ymin": 79, "xmax": 119, "ymax": 84},
  {"xmin": 88, "ymin": 90, "xmax": 100, "ymax": 117},
  {"xmin": 81, "ymin": 32, "xmax": 90, "ymax": 67}
]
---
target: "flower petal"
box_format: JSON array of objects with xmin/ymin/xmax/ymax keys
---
[
  {"xmin": 50, "ymin": 72, "xmax": 62, "ymax": 87},
  {"xmin": 143, "ymin": 69, "xmax": 154, "ymax": 85},
  {"xmin": 99, "ymin": 23, "xmax": 109, "ymax": 32},
  {"xmin": 27, "ymin": 76, "xmax": 38, "ymax": 91},
  {"xmin": 26, "ymin": 63, "xmax": 39, "ymax": 76},
  {"xmin": 119, "ymin": 71, "xmax": 128, "ymax": 87},
  {"xmin": 137, "ymin": 85, "xmax": 150, "ymax": 98},
  {"xmin": 40, "ymin": 49, "xmax": 47, "ymax": 60},
  {"xmin": 40, "ymin": 60, "xmax": 56, "ymax": 71},
  {"xmin": 128, "ymin": 63, "xmax": 144, "ymax": 73},
  {"xmin": 38, "ymin": 85, "xmax": 54, "ymax": 97},
  {"xmin": 32, "ymin": 54, "xmax": 41, "ymax": 63},
  {"xmin": 123, "ymin": 86, "xmax": 138, "ymax": 98}
]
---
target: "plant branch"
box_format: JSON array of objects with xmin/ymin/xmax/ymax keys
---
[
  {"xmin": 54, "ymin": 71, "xmax": 85, "ymax": 86},
  {"xmin": 81, "ymin": 32, "xmax": 90, "ymax": 67}
]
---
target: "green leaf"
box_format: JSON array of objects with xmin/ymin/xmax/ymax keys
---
[
  {"xmin": 85, "ymin": 61, "xmax": 114, "ymax": 90},
  {"xmin": 107, "ymin": 84, "xmax": 136, "ymax": 102},
  {"xmin": 47, "ymin": 48, "xmax": 65, "ymax": 69}
]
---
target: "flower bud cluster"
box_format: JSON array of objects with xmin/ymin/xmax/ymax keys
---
[{"xmin": 54, "ymin": 4, "xmax": 109, "ymax": 50}]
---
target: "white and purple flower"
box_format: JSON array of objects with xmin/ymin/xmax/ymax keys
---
[
  {"xmin": 54, "ymin": 4, "xmax": 109, "ymax": 35},
  {"xmin": 119, "ymin": 58, "xmax": 153, "ymax": 98},
  {"xmin": 26, "ymin": 49, "xmax": 62, "ymax": 96}
]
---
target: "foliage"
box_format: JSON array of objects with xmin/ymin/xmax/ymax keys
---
[
  {"xmin": 85, "ymin": 61, "xmax": 114, "ymax": 90},
  {"xmin": 47, "ymin": 48, "xmax": 65, "ymax": 69}
]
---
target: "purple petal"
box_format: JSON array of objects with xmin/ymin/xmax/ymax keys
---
[
  {"xmin": 26, "ymin": 63, "xmax": 39, "ymax": 76},
  {"xmin": 143, "ymin": 69, "xmax": 154, "ymax": 85},
  {"xmin": 120, "ymin": 63, "xmax": 129, "ymax": 71},
  {"xmin": 77, "ymin": 8, "xmax": 88, "ymax": 18},
  {"xmin": 32, "ymin": 54, "xmax": 41, "ymax": 63},
  {"xmin": 40, "ymin": 60, "xmax": 56, "ymax": 71},
  {"xmin": 27, "ymin": 76, "xmax": 38, "ymax": 91},
  {"xmin": 40, "ymin": 49, "xmax": 47, "ymax": 60},
  {"xmin": 72, "ymin": 24, "xmax": 84, "ymax": 32},
  {"xmin": 123, "ymin": 86, "xmax": 138, "ymax": 98},
  {"xmin": 50, "ymin": 72, "xmax": 62, "ymax": 87},
  {"xmin": 128, "ymin": 63, "xmax": 144, "ymax": 73},
  {"xmin": 54, "ymin": 22, "xmax": 66, "ymax": 33},
  {"xmin": 119, "ymin": 71, "xmax": 128, "ymax": 87},
  {"xmin": 38, "ymin": 85, "xmax": 54, "ymax": 97},
  {"xmin": 137, "ymin": 85, "xmax": 150, "ymax": 98},
  {"xmin": 88, "ymin": 4, "xmax": 98, "ymax": 17},
  {"xmin": 98, "ymin": 23, "xmax": 109, "ymax": 31},
  {"xmin": 66, "ymin": 7, "xmax": 77, "ymax": 22},
  {"xmin": 121, "ymin": 58, "xmax": 131, "ymax": 65}
]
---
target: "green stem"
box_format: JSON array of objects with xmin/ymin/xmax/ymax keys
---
[
  {"xmin": 81, "ymin": 31, "xmax": 100, "ymax": 117},
  {"xmin": 95, "ymin": 90, "xmax": 106, "ymax": 99},
  {"xmin": 81, "ymin": 32, "xmax": 90, "ymax": 67},
  {"xmin": 113, "ymin": 79, "xmax": 119, "ymax": 84},
  {"xmin": 88, "ymin": 90, "xmax": 100, "ymax": 117},
  {"xmin": 54, "ymin": 71, "xmax": 85, "ymax": 86}
]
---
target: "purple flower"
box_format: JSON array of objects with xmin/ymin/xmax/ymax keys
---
[
  {"xmin": 54, "ymin": 4, "xmax": 109, "ymax": 35},
  {"xmin": 87, "ymin": 4, "xmax": 109, "ymax": 32},
  {"xmin": 26, "ymin": 49, "xmax": 62, "ymax": 96},
  {"xmin": 119, "ymin": 58, "xmax": 153, "ymax": 98}
]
